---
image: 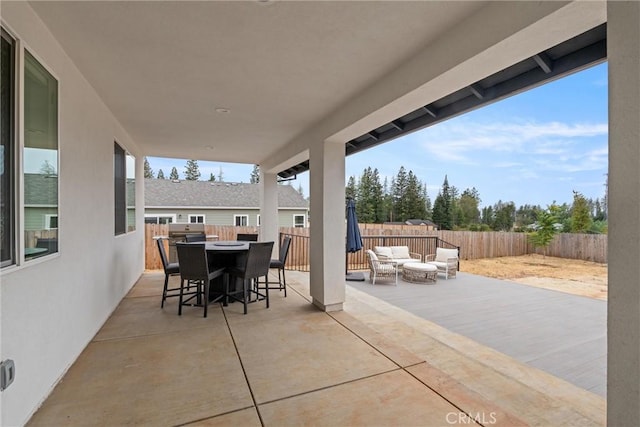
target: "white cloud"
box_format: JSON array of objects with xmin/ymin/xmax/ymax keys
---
[{"xmin": 418, "ymin": 119, "xmax": 607, "ymax": 167}]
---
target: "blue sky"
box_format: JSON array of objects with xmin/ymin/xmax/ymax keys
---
[{"xmin": 147, "ymin": 62, "xmax": 608, "ymax": 209}]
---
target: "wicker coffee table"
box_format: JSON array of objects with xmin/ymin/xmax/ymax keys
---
[{"xmin": 402, "ymin": 262, "xmax": 438, "ymax": 283}]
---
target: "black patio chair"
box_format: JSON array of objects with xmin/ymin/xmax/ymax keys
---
[
  {"xmin": 257, "ymin": 235, "xmax": 291, "ymax": 297},
  {"xmin": 184, "ymin": 233, "xmax": 206, "ymax": 242},
  {"xmin": 175, "ymin": 243, "xmax": 226, "ymax": 317},
  {"xmin": 226, "ymin": 241, "xmax": 274, "ymax": 314},
  {"xmin": 236, "ymin": 233, "xmax": 258, "ymax": 241},
  {"xmin": 157, "ymin": 237, "xmax": 180, "ymax": 308}
]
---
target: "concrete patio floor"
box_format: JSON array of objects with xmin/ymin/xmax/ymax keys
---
[{"xmin": 28, "ymin": 271, "xmax": 605, "ymax": 426}]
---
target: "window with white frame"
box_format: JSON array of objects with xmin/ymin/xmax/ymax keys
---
[
  {"xmin": 234, "ymin": 214, "xmax": 248, "ymax": 226},
  {"xmin": 144, "ymin": 214, "xmax": 175, "ymax": 225},
  {"xmin": 24, "ymin": 49, "xmax": 59, "ymax": 260},
  {"xmin": 293, "ymin": 214, "xmax": 306, "ymax": 228},
  {"xmin": 45, "ymin": 214, "xmax": 58, "ymax": 230},
  {"xmin": 189, "ymin": 214, "xmax": 205, "ymax": 224},
  {"xmin": 1, "ymin": 29, "xmax": 16, "ymax": 267}
]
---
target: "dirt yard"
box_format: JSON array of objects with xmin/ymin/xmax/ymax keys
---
[{"xmin": 461, "ymin": 254, "xmax": 608, "ymax": 300}]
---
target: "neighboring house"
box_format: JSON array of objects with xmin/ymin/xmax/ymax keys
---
[
  {"xmin": 384, "ymin": 219, "xmax": 437, "ymax": 230},
  {"xmin": 144, "ymin": 178, "xmax": 309, "ymax": 228},
  {"xmin": 24, "ymin": 173, "xmax": 58, "ymax": 232}
]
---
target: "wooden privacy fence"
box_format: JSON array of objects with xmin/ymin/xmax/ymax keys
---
[{"xmin": 144, "ymin": 224, "xmax": 607, "ymax": 270}]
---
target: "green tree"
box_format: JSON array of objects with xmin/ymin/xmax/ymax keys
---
[
  {"xmin": 492, "ymin": 200, "xmax": 516, "ymax": 231},
  {"xmin": 346, "ymin": 176, "xmax": 357, "ymax": 200},
  {"xmin": 184, "ymin": 159, "xmax": 200, "ymax": 181},
  {"xmin": 571, "ymin": 190, "xmax": 593, "ymax": 233},
  {"xmin": 157, "ymin": 169, "xmax": 165, "ymax": 179},
  {"xmin": 405, "ymin": 171, "xmax": 427, "ymax": 220},
  {"xmin": 143, "ymin": 157, "xmax": 154, "ymax": 178},
  {"xmin": 458, "ymin": 187, "xmax": 481, "ymax": 228},
  {"xmin": 431, "ymin": 175, "xmax": 453, "ymax": 229},
  {"xmin": 392, "ymin": 166, "xmax": 409, "ymax": 221},
  {"xmin": 169, "ymin": 167, "xmax": 179, "ymax": 180},
  {"xmin": 250, "ymin": 165, "xmax": 260, "ymax": 184},
  {"xmin": 356, "ymin": 167, "xmax": 381, "ymax": 223},
  {"xmin": 208, "ymin": 173, "xmax": 216, "ymax": 182},
  {"xmin": 529, "ymin": 205, "xmax": 560, "ymax": 257}
]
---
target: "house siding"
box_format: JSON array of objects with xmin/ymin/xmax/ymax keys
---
[{"xmin": 145, "ymin": 207, "xmax": 308, "ymax": 227}]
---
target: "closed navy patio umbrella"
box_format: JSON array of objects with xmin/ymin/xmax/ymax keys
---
[{"xmin": 346, "ymin": 198, "xmax": 365, "ymax": 281}]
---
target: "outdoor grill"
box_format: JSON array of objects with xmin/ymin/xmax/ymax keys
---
[{"xmin": 167, "ymin": 223, "xmax": 206, "ymax": 263}]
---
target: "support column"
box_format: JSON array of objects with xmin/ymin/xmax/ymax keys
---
[
  {"xmin": 309, "ymin": 141, "xmax": 345, "ymax": 312},
  {"xmin": 608, "ymin": 2, "xmax": 640, "ymax": 425},
  {"xmin": 260, "ymin": 170, "xmax": 279, "ymax": 258}
]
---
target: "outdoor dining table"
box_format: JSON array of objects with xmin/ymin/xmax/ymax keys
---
[{"xmin": 185, "ymin": 240, "xmax": 251, "ymax": 299}]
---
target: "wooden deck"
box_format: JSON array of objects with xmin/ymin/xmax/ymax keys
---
[{"xmin": 347, "ymin": 271, "xmax": 606, "ymax": 396}]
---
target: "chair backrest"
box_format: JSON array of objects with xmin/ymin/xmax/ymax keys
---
[
  {"xmin": 237, "ymin": 233, "xmax": 258, "ymax": 242},
  {"xmin": 156, "ymin": 238, "xmax": 171, "ymax": 270},
  {"xmin": 176, "ymin": 243, "xmax": 210, "ymax": 280},
  {"xmin": 366, "ymin": 250, "xmax": 378, "ymax": 268},
  {"xmin": 36, "ymin": 237, "xmax": 58, "ymax": 253},
  {"xmin": 435, "ymin": 247, "xmax": 459, "ymax": 262},
  {"xmin": 279, "ymin": 235, "xmax": 292, "ymax": 263},
  {"xmin": 241, "ymin": 241, "xmax": 274, "ymax": 279},
  {"xmin": 184, "ymin": 233, "xmax": 206, "ymax": 243}
]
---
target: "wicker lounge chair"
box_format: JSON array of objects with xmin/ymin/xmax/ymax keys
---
[{"xmin": 366, "ymin": 249, "xmax": 398, "ymax": 285}]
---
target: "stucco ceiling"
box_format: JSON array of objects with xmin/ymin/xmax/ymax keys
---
[{"xmin": 28, "ymin": 1, "xmax": 488, "ymax": 165}]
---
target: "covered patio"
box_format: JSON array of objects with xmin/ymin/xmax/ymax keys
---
[
  {"xmin": 1, "ymin": 2, "xmax": 639, "ymax": 425},
  {"xmin": 28, "ymin": 271, "xmax": 603, "ymax": 426}
]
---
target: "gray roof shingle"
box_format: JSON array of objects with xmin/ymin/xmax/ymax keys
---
[{"xmin": 144, "ymin": 179, "xmax": 308, "ymax": 208}]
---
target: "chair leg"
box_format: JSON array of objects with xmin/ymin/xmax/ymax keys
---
[
  {"xmin": 161, "ymin": 274, "xmax": 169, "ymax": 308},
  {"xmin": 178, "ymin": 279, "xmax": 184, "ymax": 316},
  {"xmin": 281, "ymin": 268, "xmax": 287, "ymax": 297},
  {"xmin": 265, "ymin": 275, "xmax": 270, "ymax": 309},
  {"xmin": 243, "ymin": 279, "xmax": 248, "ymax": 315},
  {"xmin": 203, "ymin": 280, "xmax": 209, "ymax": 318}
]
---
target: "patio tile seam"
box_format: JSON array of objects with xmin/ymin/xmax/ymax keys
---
[
  {"xmin": 178, "ymin": 405, "xmax": 257, "ymax": 426},
  {"xmin": 221, "ymin": 303, "xmax": 266, "ymax": 427},
  {"xmin": 253, "ymin": 367, "xmax": 404, "ymax": 407}
]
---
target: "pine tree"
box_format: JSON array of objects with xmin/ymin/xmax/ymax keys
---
[
  {"xmin": 169, "ymin": 167, "xmax": 179, "ymax": 180},
  {"xmin": 405, "ymin": 171, "xmax": 427, "ymax": 220},
  {"xmin": 392, "ymin": 166, "xmax": 409, "ymax": 221},
  {"xmin": 250, "ymin": 165, "xmax": 260, "ymax": 184},
  {"xmin": 432, "ymin": 175, "xmax": 453, "ymax": 230},
  {"xmin": 346, "ymin": 176, "xmax": 357, "ymax": 200},
  {"xmin": 208, "ymin": 173, "xmax": 216, "ymax": 182},
  {"xmin": 297, "ymin": 183, "xmax": 304, "ymax": 197},
  {"xmin": 184, "ymin": 159, "xmax": 200, "ymax": 181},
  {"xmin": 157, "ymin": 169, "xmax": 165, "ymax": 179},
  {"xmin": 217, "ymin": 167, "xmax": 224, "ymax": 182},
  {"xmin": 143, "ymin": 157, "xmax": 154, "ymax": 178}
]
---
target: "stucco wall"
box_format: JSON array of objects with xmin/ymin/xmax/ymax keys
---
[{"xmin": 0, "ymin": 3, "xmax": 145, "ymax": 425}]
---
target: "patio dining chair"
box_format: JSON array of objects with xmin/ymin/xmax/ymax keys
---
[
  {"xmin": 157, "ymin": 237, "xmax": 180, "ymax": 308},
  {"xmin": 256, "ymin": 235, "xmax": 292, "ymax": 297},
  {"xmin": 226, "ymin": 241, "xmax": 274, "ymax": 314},
  {"xmin": 175, "ymin": 243, "xmax": 226, "ymax": 317},
  {"xmin": 237, "ymin": 233, "xmax": 258, "ymax": 241},
  {"xmin": 184, "ymin": 233, "xmax": 206, "ymax": 242}
]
